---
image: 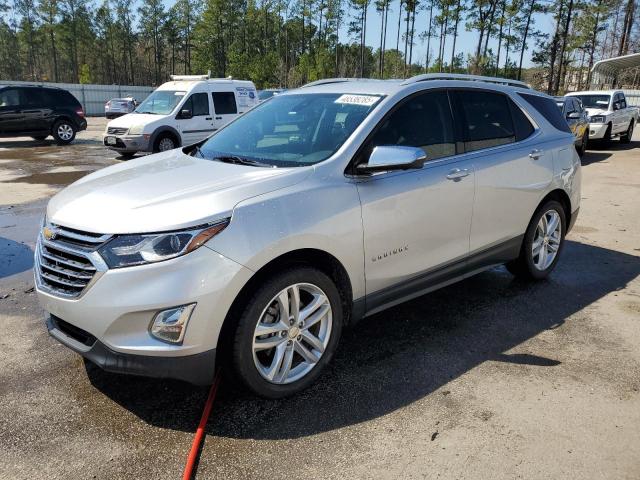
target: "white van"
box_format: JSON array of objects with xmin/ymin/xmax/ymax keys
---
[{"xmin": 103, "ymin": 75, "xmax": 258, "ymax": 158}]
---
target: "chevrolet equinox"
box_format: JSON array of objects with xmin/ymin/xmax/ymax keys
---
[{"xmin": 36, "ymin": 74, "xmax": 581, "ymax": 398}]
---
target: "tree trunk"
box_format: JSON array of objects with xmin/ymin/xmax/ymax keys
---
[
  {"xmin": 518, "ymin": 0, "xmax": 536, "ymax": 81},
  {"xmin": 494, "ymin": 0, "xmax": 506, "ymax": 76},
  {"xmin": 450, "ymin": 0, "xmax": 462, "ymax": 73},
  {"xmin": 553, "ymin": 0, "xmax": 574, "ymax": 94}
]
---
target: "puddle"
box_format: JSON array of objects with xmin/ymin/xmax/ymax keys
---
[{"xmin": 10, "ymin": 170, "xmax": 89, "ymax": 185}]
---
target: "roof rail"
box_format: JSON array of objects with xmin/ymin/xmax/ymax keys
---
[
  {"xmin": 300, "ymin": 78, "xmax": 386, "ymax": 88},
  {"xmin": 169, "ymin": 74, "xmax": 210, "ymax": 81},
  {"xmin": 402, "ymin": 73, "xmax": 531, "ymax": 89}
]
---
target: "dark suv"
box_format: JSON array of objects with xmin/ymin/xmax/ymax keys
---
[{"xmin": 0, "ymin": 85, "xmax": 87, "ymax": 144}]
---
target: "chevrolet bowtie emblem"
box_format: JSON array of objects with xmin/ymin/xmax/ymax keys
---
[{"xmin": 43, "ymin": 226, "xmax": 57, "ymax": 241}]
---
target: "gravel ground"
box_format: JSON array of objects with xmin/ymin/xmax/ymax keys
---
[{"xmin": 0, "ymin": 118, "xmax": 639, "ymax": 480}]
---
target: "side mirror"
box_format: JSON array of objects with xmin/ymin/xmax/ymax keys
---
[
  {"xmin": 567, "ymin": 111, "xmax": 580, "ymax": 119},
  {"xmin": 179, "ymin": 109, "xmax": 193, "ymax": 119},
  {"xmin": 357, "ymin": 146, "xmax": 427, "ymax": 173}
]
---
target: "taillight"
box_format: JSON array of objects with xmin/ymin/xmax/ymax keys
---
[{"xmin": 76, "ymin": 108, "xmax": 85, "ymax": 117}]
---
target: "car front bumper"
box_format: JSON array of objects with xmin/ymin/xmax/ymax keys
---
[
  {"xmin": 103, "ymin": 134, "xmax": 151, "ymax": 152},
  {"xmin": 37, "ymin": 245, "xmax": 254, "ymax": 385},
  {"xmin": 588, "ymin": 122, "xmax": 609, "ymax": 139}
]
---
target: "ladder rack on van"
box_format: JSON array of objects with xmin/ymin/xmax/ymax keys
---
[
  {"xmin": 402, "ymin": 73, "xmax": 531, "ymax": 89},
  {"xmin": 169, "ymin": 75, "xmax": 210, "ymax": 81}
]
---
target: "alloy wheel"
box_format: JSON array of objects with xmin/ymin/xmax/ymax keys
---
[
  {"xmin": 532, "ymin": 209, "xmax": 562, "ymax": 271},
  {"xmin": 57, "ymin": 124, "xmax": 74, "ymax": 141},
  {"xmin": 252, "ymin": 282, "xmax": 332, "ymax": 384}
]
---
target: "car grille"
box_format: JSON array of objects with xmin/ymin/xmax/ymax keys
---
[
  {"xmin": 107, "ymin": 127, "xmax": 128, "ymax": 135},
  {"xmin": 35, "ymin": 224, "xmax": 111, "ymax": 298}
]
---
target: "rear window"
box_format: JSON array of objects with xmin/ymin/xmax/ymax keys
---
[
  {"xmin": 518, "ymin": 93, "xmax": 571, "ymax": 133},
  {"xmin": 455, "ymin": 90, "xmax": 516, "ymax": 152},
  {"xmin": 43, "ymin": 89, "xmax": 80, "ymax": 107}
]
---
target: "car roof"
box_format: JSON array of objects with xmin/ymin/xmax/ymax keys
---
[
  {"xmin": 289, "ymin": 75, "xmax": 532, "ymax": 97},
  {"xmin": 158, "ymin": 78, "xmax": 255, "ymax": 91},
  {"xmin": 567, "ymin": 90, "xmax": 618, "ymax": 96}
]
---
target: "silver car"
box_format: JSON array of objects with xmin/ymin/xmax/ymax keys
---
[
  {"xmin": 36, "ymin": 75, "xmax": 581, "ymax": 398},
  {"xmin": 105, "ymin": 97, "xmax": 137, "ymax": 119}
]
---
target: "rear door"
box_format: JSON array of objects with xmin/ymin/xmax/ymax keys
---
[
  {"xmin": 452, "ymin": 89, "xmax": 553, "ymax": 257},
  {"xmin": 177, "ymin": 91, "xmax": 214, "ymax": 145},
  {"xmin": 21, "ymin": 88, "xmax": 49, "ymax": 132},
  {"xmin": 211, "ymin": 90, "xmax": 238, "ymax": 130},
  {"xmin": 0, "ymin": 88, "xmax": 26, "ymax": 135}
]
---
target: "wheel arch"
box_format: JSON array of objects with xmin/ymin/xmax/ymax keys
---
[
  {"xmin": 216, "ymin": 248, "xmax": 354, "ymax": 360},
  {"xmin": 538, "ymin": 189, "xmax": 572, "ymax": 228},
  {"xmin": 150, "ymin": 126, "xmax": 181, "ymax": 151}
]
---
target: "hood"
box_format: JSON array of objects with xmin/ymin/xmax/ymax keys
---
[
  {"xmin": 47, "ymin": 149, "xmax": 312, "ymax": 234},
  {"xmin": 107, "ymin": 113, "xmax": 164, "ymax": 129},
  {"xmin": 584, "ymin": 108, "xmax": 607, "ymax": 118}
]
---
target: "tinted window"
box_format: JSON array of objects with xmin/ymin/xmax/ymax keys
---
[
  {"xmin": 212, "ymin": 92, "xmax": 237, "ymax": 115},
  {"xmin": 518, "ymin": 93, "xmax": 572, "ymax": 133},
  {"xmin": 0, "ymin": 88, "xmax": 21, "ymax": 107},
  {"xmin": 509, "ymin": 99, "xmax": 535, "ymax": 141},
  {"xmin": 456, "ymin": 90, "xmax": 515, "ymax": 151},
  {"xmin": 41, "ymin": 89, "xmax": 80, "ymax": 107},
  {"xmin": 23, "ymin": 88, "xmax": 44, "ymax": 106},
  {"xmin": 183, "ymin": 92, "xmax": 209, "ymax": 116},
  {"xmin": 370, "ymin": 90, "xmax": 455, "ymax": 160}
]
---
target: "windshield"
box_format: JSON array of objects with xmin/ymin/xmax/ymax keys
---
[
  {"xmin": 136, "ymin": 90, "xmax": 185, "ymax": 115},
  {"xmin": 574, "ymin": 95, "xmax": 610, "ymax": 109},
  {"xmin": 197, "ymin": 93, "xmax": 383, "ymax": 167}
]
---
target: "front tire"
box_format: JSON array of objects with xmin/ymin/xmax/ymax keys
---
[
  {"xmin": 52, "ymin": 120, "xmax": 76, "ymax": 145},
  {"xmin": 620, "ymin": 121, "xmax": 634, "ymax": 144},
  {"xmin": 602, "ymin": 123, "xmax": 612, "ymax": 145},
  {"xmin": 154, "ymin": 135, "xmax": 177, "ymax": 152},
  {"xmin": 506, "ymin": 200, "xmax": 566, "ymax": 280},
  {"xmin": 229, "ymin": 267, "xmax": 343, "ymax": 398}
]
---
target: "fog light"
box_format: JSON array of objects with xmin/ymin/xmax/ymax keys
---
[{"xmin": 149, "ymin": 304, "xmax": 196, "ymax": 344}]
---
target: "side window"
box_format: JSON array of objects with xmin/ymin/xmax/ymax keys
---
[
  {"xmin": 183, "ymin": 92, "xmax": 209, "ymax": 116},
  {"xmin": 456, "ymin": 90, "xmax": 515, "ymax": 152},
  {"xmin": 212, "ymin": 92, "xmax": 237, "ymax": 115},
  {"xmin": 23, "ymin": 88, "xmax": 44, "ymax": 106},
  {"xmin": 369, "ymin": 90, "xmax": 455, "ymax": 161},
  {"xmin": 509, "ymin": 99, "xmax": 535, "ymax": 141},
  {"xmin": 620, "ymin": 94, "xmax": 627, "ymax": 109},
  {"xmin": 518, "ymin": 93, "xmax": 572, "ymax": 133},
  {"xmin": 0, "ymin": 88, "xmax": 21, "ymax": 107}
]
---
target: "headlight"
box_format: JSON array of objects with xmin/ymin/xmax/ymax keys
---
[
  {"xmin": 98, "ymin": 219, "xmax": 229, "ymax": 268},
  {"xmin": 590, "ymin": 115, "xmax": 605, "ymax": 123},
  {"xmin": 128, "ymin": 124, "xmax": 145, "ymax": 135}
]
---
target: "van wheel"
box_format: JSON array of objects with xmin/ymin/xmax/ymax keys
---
[
  {"xmin": 620, "ymin": 121, "xmax": 634, "ymax": 144},
  {"xmin": 52, "ymin": 120, "xmax": 76, "ymax": 145},
  {"xmin": 506, "ymin": 200, "xmax": 566, "ymax": 280},
  {"xmin": 154, "ymin": 135, "xmax": 176, "ymax": 152},
  {"xmin": 229, "ymin": 267, "xmax": 343, "ymax": 398}
]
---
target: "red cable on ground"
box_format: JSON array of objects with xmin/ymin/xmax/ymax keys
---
[{"xmin": 182, "ymin": 371, "xmax": 222, "ymax": 480}]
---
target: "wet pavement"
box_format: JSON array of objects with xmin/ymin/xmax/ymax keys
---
[{"xmin": 0, "ymin": 120, "xmax": 639, "ymax": 479}]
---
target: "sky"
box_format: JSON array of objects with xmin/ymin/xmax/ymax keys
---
[{"xmin": 336, "ymin": 3, "xmax": 556, "ymax": 69}]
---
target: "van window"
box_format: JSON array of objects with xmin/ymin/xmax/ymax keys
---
[
  {"xmin": 369, "ymin": 90, "xmax": 455, "ymax": 160},
  {"xmin": 183, "ymin": 92, "xmax": 209, "ymax": 116},
  {"xmin": 0, "ymin": 88, "xmax": 21, "ymax": 107},
  {"xmin": 518, "ymin": 93, "xmax": 572, "ymax": 133},
  {"xmin": 23, "ymin": 88, "xmax": 44, "ymax": 106},
  {"xmin": 212, "ymin": 92, "xmax": 237, "ymax": 115},
  {"xmin": 455, "ymin": 90, "xmax": 515, "ymax": 152}
]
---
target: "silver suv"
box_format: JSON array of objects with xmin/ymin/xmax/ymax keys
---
[{"xmin": 36, "ymin": 74, "xmax": 581, "ymax": 398}]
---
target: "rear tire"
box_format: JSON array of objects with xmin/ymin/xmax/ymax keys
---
[
  {"xmin": 52, "ymin": 119, "xmax": 76, "ymax": 145},
  {"xmin": 620, "ymin": 121, "xmax": 634, "ymax": 144},
  {"xmin": 506, "ymin": 200, "xmax": 567, "ymax": 281},
  {"xmin": 228, "ymin": 267, "xmax": 343, "ymax": 398},
  {"xmin": 576, "ymin": 130, "xmax": 588, "ymax": 157}
]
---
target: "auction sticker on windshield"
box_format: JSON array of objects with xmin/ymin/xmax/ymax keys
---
[{"xmin": 335, "ymin": 94, "xmax": 380, "ymax": 106}]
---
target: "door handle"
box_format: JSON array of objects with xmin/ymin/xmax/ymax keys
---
[
  {"xmin": 215, "ymin": 116, "xmax": 222, "ymax": 120},
  {"xmin": 529, "ymin": 149, "xmax": 544, "ymax": 160},
  {"xmin": 205, "ymin": 117, "xmax": 212, "ymax": 120},
  {"xmin": 446, "ymin": 168, "xmax": 470, "ymax": 181}
]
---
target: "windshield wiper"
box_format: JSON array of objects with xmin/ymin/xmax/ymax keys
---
[
  {"xmin": 212, "ymin": 155, "xmax": 273, "ymax": 168},
  {"xmin": 136, "ymin": 110, "xmax": 159, "ymax": 115}
]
